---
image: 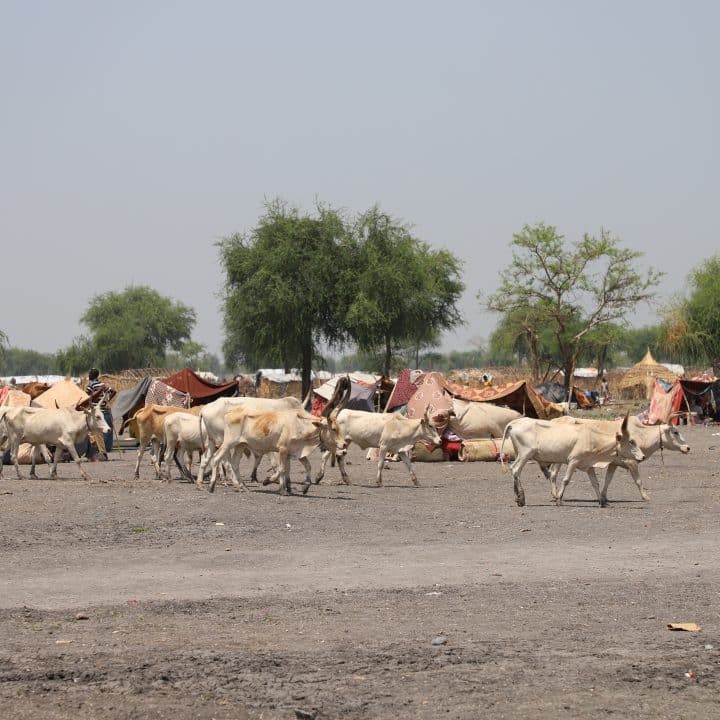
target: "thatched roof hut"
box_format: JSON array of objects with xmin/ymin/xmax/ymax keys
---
[{"xmin": 617, "ymin": 350, "xmax": 680, "ymax": 400}]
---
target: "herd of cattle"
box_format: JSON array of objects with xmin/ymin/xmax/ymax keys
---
[{"xmin": 0, "ymin": 388, "xmax": 691, "ymax": 507}]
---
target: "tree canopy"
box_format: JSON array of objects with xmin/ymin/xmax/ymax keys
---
[
  {"xmin": 661, "ymin": 254, "xmax": 720, "ymax": 365},
  {"xmin": 57, "ymin": 285, "xmax": 197, "ymax": 374},
  {"xmin": 484, "ymin": 224, "xmax": 662, "ymax": 392},
  {"xmin": 344, "ymin": 206, "xmax": 465, "ymax": 375},
  {"xmin": 220, "ymin": 199, "xmax": 351, "ymax": 398}
]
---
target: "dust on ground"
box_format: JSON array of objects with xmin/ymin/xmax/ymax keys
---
[{"xmin": 1, "ymin": 423, "xmax": 719, "ymax": 719}]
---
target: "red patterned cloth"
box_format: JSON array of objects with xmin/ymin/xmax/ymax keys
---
[
  {"xmin": 385, "ymin": 369, "xmax": 417, "ymax": 411},
  {"xmin": 311, "ymin": 395, "xmax": 327, "ymax": 417},
  {"xmin": 406, "ymin": 372, "xmax": 454, "ymax": 431},
  {"xmin": 647, "ymin": 379, "xmax": 683, "ymax": 425},
  {"xmin": 144, "ymin": 379, "xmax": 190, "ymax": 408}
]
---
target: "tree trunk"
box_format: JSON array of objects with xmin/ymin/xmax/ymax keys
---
[
  {"xmin": 524, "ymin": 327, "xmax": 540, "ymax": 382},
  {"xmin": 383, "ymin": 335, "xmax": 392, "ymax": 376},
  {"xmin": 563, "ymin": 354, "xmax": 578, "ymax": 406},
  {"xmin": 301, "ymin": 343, "xmax": 312, "ymax": 403},
  {"xmin": 596, "ymin": 345, "xmax": 608, "ymax": 387}
]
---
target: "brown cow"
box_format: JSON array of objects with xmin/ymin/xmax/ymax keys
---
[{"xmin": 124, "ymin": 404, "xmax": 202, "ymax": 479}]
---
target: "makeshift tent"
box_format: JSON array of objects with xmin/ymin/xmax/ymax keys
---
[
  {"xmin": 678, "ymin": 378, "xmax": 720, "ymax": 422},
  {"xmin": 111, "ymin": 376, "xmax": 153, "ymax": 433},
  {"xmin": 33, "ymin": 379, "xmax": 89, "ymax": 408},
  {"xmin": 392, "ymin": 370, "xmax": 560, "ymax": 421},
  {"xmin": 646, "ymin": 379, "xmax": 685, "ymax": 425},
  {"xmin": 312, "ymin": 374, "xmax": 378, "ymax": 414},
  {"xmin": 618, "ymin": 350, "xmax": 680, "ymax": 400},
  {"xmin": 144, "ymin": 379, "xmax": 190, "ymax": 408},
  {"xmin": 534, "ymin": 382, "xmax": 597, "ymax": 408},
  {"xmin": 163, "ymin": 368, "xmax": 238, "ymax": 406},
  {"xmin": 0, "ymin": 388, "xmax": 30, "ymax": 407}
]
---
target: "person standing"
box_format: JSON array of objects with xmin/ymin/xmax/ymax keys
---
[
  {"xmin": 86, "ymin": 368, "xmax": 114, "ymax": 460},
  {"xmin": 600, "ymin": 376, "xmax": 610, "ymax": 404}
]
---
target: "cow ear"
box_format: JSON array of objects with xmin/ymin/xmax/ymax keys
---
[{"xmin": 75, "ymin": 398, "xmax": 90, "ymax": 411}]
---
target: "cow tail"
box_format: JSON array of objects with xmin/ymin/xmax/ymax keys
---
[
  {"xmin": 199, "ymin": 414, "xmax": 208, "ymax": 454},
  {"xmin": 499, "ymin": 424, "xmax": 512, "ymax": 473}
]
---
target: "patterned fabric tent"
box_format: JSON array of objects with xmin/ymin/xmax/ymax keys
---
[
  {"xmin": 163, "ymin": 368, "xmax": 238, "ymax": 406},
  {"xmin": 399, "ymin": 370, "xmax": 561, "ymax": 422}
]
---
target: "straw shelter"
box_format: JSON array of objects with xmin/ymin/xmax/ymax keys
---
[{"xmin": 617, "ymin": 350, "xmax": 680, "ymax": 400}]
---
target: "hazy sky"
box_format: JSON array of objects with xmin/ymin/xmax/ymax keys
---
[{"xmin": 2, "ymin": 1, "xmax": 718, "ymax": 362}]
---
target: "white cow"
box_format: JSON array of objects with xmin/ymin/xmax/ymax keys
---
[
  {"xmin": 316, "ymin": 409, "xmax": 442, "ymax": 487},
  {"xmin": 196, "ymin": 396, "xmax": 302, "ymax": 487},
  {"xmin": 207, "ymin": 407, "xmax": 346, "ymax": 495},
  {"xmin": 441, "ymin": 400, "xmax": 524, "ymax": 439},
  {"xmin": 0, "ymin": 407, "xmax": 52, "ymax": 477},
  {"xmin": 596, "ymin": 418, "xmax": 690, "ymax": 503},
  {"xmin": 161, "ymin": 411, "xmax": 205, "ymax": 482},
  {"xmin": 543, "ymin": 416, "xmax": 690, "ymax": 504},
  {"xmin": 500, "ymin": 414, "xmax": 645, "ymax": 507},
  {"xmin": 1, "ymin": 400, "xmax": 111, "ymax": 481}
]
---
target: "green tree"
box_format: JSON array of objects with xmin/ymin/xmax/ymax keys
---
[
  {"xmin": 58, "ymin": 286, "xmax": 196, "ymax": 374},
  {"xmin": 484, "ymin": 224, "xmax": 661, "ymax": 396},
  {"xmin": 610, "ymin": 325, "xmax": 663, "ymax": 366},
  {"xmin": 56, "ymin": 336, "xmax": 96, "ymax": 376},
  {"xmin": 345, "ymin": 206, "xmax": 464, "ymax": 375},
  {"xmin": 220, "ymin": 199, "xmax": 351, "ymax": 398},
  {"xmin": 1, "ymin": 347, "xmax": 61, "ymax": 375},
  {"xmin": 660, "ymin": 256, "xmax": 720, "ymax": 365}
]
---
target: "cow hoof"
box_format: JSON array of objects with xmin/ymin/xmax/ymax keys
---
[
  {"xmin": 515, "ymin": 496, "xmax": 525, "ymax": 507},
  {"xmin": 302, "ymin": 483, "xmax": 311, "ymax": 495},
  {"xmin": 208, "ymin": 485, "xmax": 216, "ymax": 494},
  {"xmin": 641, "ymin": 493, "xmax": 651, "ymax": 502}
]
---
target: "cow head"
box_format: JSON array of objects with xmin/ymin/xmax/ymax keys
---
[
  {"xmin": 616, "ymin": 413, "xmax": 645, "ymax": 462},
  {"xmin": 659, "ymin": 423, "xmax": 690, "ymax": 454},
  {"xmin": 314, "ymin": 411, "xmax": 348, "ymax": 456},
  {"xmin": 79, "ymin": 401, "xmax": 112, "ymax": 437},
  {"xmin": 420, "ymin": 409, "xmax": 443, "ymax": 449}
]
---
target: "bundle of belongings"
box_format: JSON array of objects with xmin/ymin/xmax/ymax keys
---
[{"xmin": 386, "ymin": 370, "xmax": 562, "ymax": 462}]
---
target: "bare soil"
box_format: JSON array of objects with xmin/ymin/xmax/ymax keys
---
[{"xmin": 2, "ymin": 422, "xmax": 720, "ymax": 719}]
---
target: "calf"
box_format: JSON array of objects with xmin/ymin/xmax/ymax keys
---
[
  {"xmin": 1, "ymin": 399, "xmax": 111, "ymax": 481},
  {"xmin": 161, "ymin": 411, "xmax": 204, "ymax": 482},
  {"xmin": 206, "ymin": 408, "xmax": 346, "ymax": 495},
  {"xmin": 501, "ymin": 414, "xmax": 645, "ymax": 507},
  {"xmin": 317, "ymin": 409, "xmax": 442, "ymax": 487},
  {"xmin": 125, "ymin": 404, "xmax": 202, "ymax": 479}
]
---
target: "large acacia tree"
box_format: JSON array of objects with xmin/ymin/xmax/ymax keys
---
[
  {"xmin": 484, "ymin": 224, "xmax": 661, "ymax": 396},
  {"xmin": 220, "ymin": 199, "xmax": 351, "ymax": 398},
  {"xmin": 345, "ymin": 206, "xmax": 465, "ymax": 375},
  {"xmin": 58, "ymin": 285, "xmax": 196, "ymax": 374}
]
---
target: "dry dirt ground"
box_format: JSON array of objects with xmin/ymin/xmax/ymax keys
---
[{"xmin": 1, "ymin": 422, "xmax": 720, "ymax": 719}]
